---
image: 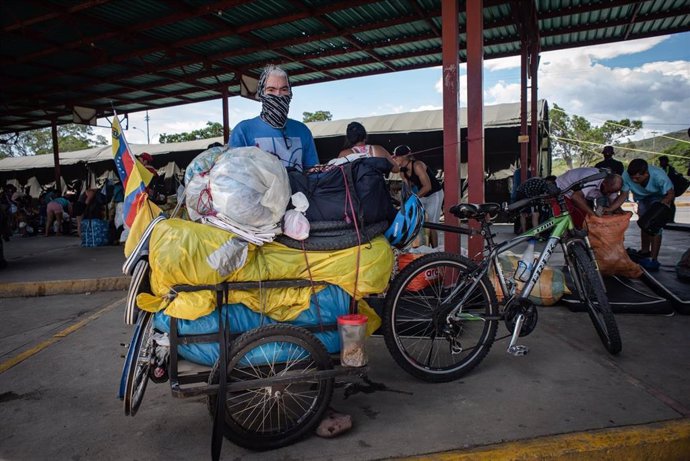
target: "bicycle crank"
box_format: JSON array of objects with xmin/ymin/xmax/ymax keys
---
[{"xmin": 504, "ymin": 299, "xmax": 538, "ymax": 337}]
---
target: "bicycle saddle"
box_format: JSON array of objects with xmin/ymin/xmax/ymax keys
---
[{"xmin": 449, "ymin": 203, "xmax": 501, "ymax": 220}]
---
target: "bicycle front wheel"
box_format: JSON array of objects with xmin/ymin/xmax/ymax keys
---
[
  {"xmin": 383, "ymin": 252, "xmax": 499, "ymax": 382},
  {"xmin": 568, "ymin": 241, "xmax": 622, "ymax": 355}
]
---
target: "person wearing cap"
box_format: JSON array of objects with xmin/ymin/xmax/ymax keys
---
[
  {"xmin": 337, "ymin": 121, "xmax": 398, "ymax": 172},
  {"xmin": 138, "ymin": 152, "xmax": 158, "ymax": 176},
  {"xmin": 595, "ymin": 145, "xmax": 624, "ymax": 176},
  {"xmin": 393, "ymin": 145, "xmax": 444, "ymax": 247},
  {"xmin": 230, "ymin": 64, "xmax": 319, "ymax": 171}
]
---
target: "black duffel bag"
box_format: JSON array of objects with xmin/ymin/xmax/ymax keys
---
[
  {"xmin": 288, "ymin": 157, "xmax": 397, "ymax": 226},
  {"xmin": 637, "ymin": 201, "xmax": 673, "ymax": 235}
]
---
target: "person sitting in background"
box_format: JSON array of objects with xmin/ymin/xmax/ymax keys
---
[
  {"xmin": 393, "ymin": 145, "xmax": 444, "ymax": 247},
  {"xmin": 230, "ymin": 64, "xmax": 319, "ymax": 171},
  {"xmin": 45, "ymin": 196, "xmax": 72, "ymax": 236},
  {"xmin": 337, "ymin": 121, "xmax": 399, "ymax": 172},
  {"xmin": 595, "ymin": 145, "xmax": 624, "ymax": 175},
  {"xmin": 609, "ymin": 158, "xmax": 674, "ymax": 270}
]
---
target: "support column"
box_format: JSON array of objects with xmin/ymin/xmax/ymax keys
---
[
  {"xmin": 520, "ymin": 45, "xmax": 529, "ymax": 183},
  {"xmin": 222, "ymin": 88, "xmax": 230, "ymax": 145},
  {"xmin": 529, "ymin": 43, "xmax": 540, "ymax": 176},
  {"xmin": 441, "ymin": 0, "xmax": 460, "ymax": 254},
  {"xmin": 466, "ymin": 0, "xmax": 484, "ymax": 260},
  {"xmin": 51, "ymin": 119, "xmax": 61, "ymax": 191}
]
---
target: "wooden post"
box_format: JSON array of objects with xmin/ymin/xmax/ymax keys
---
[
  {"xmin": 222, "ymin": 88, "xmax": 230, "ymax": 145},
  {"xmin": 441, "ymin": 0, "xmax": 460, "ymax": 254},
  {"xmin": 466, "ymin": 0, "xmax": 485, "ymax": 260},
  {"xmin": 51, "ymin": 119, "xmax": 61, "ymax": 191}
]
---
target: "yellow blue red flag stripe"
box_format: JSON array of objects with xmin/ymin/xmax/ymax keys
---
[{"xmin": 111, "ymin": 115, "xmax": 154, "ymax": 227}]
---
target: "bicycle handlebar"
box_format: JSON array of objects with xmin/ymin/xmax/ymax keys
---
[{"xmin": 504, "ymin": 170, "xmax": 609, "ymax": 213}]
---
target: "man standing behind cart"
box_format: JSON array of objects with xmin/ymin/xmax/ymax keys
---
[{"xmin": 230, "ymin": 64, "xmax": 319, "ymax": 171}]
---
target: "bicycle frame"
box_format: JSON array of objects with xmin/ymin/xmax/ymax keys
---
[
  {"xmin": 445, "ymin": 211, "xmax": 576, "ymax": 323},
  {"xmin": 491, "ymin": 212, "xmax": 574, "ymax": 304}
]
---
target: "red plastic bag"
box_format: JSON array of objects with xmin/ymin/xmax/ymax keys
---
[{"xmin": 585, "ymin": 212, "xmax": 642, "ymax": 278}]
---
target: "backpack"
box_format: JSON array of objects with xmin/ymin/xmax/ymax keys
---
[
  {"xmin": 288, "ymin": 157, "xmax": 397, "ymax": 226},
  {"xmin": 668, "ymin": 170, "xmax": 689, "ymax": 197}
]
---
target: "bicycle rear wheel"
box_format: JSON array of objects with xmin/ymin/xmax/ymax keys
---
[
  {"xmin": 568, "ymin": 241, "xmax": 622, "ymax": 355},
  {"xmin": 383, "ymin": 252, "xmax": 499, "ymax": 382}
]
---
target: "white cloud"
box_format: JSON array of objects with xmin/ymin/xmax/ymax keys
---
[
  {"xmin": 484, "ymin": 81, "xmax": 520, "ymax": 105},
  {"xmin": 539, "ymin": 56, "xmax": 690, "ymax": 137},
  {"xmin": 429, "ymin": 35, "xmax": 690, "ymax": 137}
]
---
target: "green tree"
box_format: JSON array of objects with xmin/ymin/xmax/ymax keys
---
[
  {"xmin": 657, "ymin": 142, "xmax": 690, "ymax": 174},
  {"xmin": 303, "ymin": 111, "xmax": 332, "ymax": 123},
  {"xmin": 158, "ymin": 122, "xmax": 223, "ymax": 143},
  {"xmin": 549, "ymin": 103, "xmax": 642, "ymax": 169},
  {"xmin": 0, "ymin": 124, "xmax": 107, "ymax": 158}
]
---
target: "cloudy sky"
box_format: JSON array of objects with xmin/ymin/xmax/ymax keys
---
[{"xmin": 106, "ymin": 31, "xmax": 690, "ymax": 146}]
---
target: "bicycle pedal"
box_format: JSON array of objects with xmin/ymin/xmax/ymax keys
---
[{"xmin": 507, "ymin": 344, "xmax": 529, "ymax": 356}]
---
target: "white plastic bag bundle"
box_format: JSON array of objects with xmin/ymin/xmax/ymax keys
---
[
  {"xmin": 283, "ymin": 192, "xmax": 310, "ymax": 240},
  {"xmin": 184, "ymin": 145, "xmax": 226, "ymax": 185},
  {"xmin": 209, "ymin": 147, "xmax": 290, "ymax": 228},
  {"xmin": 185, "ymin": 173, "xmax": 213, "ymax": 222}
]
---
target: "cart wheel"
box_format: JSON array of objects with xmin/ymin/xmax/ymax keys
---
[
  {"xmin": 206, "ymin": 324, "xmax": 334, "ymax": 450},
  {"xmin": 124, "ymin": 311, "xmax": 154, "ymax": 416}
]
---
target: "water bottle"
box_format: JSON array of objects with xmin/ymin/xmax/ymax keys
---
[{"xmin": 514, "ymin": 238, "xmax": 536, "ymax": 282}]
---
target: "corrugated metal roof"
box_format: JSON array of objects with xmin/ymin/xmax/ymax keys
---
[{"xmin": 1, "ymin": 0, "xmax": 688, "ymax": 135}]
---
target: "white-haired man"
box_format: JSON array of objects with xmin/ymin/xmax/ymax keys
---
[{"xmin": 230, "ymin": 64, "xmax": 319, "ymax": 170}]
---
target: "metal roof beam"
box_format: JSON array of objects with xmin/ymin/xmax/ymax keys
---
[{"xmin": 1, "ymin": 0, "xmax": 114, "ymax": 33}]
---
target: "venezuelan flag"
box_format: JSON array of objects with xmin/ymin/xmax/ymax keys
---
[{"xmin": 112, "ymin": 115, "xmax": 154, "ymax": 227}]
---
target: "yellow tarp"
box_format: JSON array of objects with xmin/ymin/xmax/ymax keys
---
[{"xmin": 138, "ymin": 217, "xmax": 392, "ymax": 334}]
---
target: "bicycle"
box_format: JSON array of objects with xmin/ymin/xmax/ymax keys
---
[{"xmin": 382, "ymin": 171, "xmax": 622, "ymax": 383}]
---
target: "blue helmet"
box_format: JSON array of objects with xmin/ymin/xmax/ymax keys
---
[{"xmin": 385, "ymin": 194, "xmax": 425, "ymax": 248}]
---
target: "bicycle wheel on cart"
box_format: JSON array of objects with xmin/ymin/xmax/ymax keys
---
[
  {"xmin": 383, "ymin": 252, "xmax": 499, "ymax": 383},
  {"xmin": 567, "ymin": 241, "xmax": 622, "ymax": 355},
  {"xmin": 124, "ymin": 311, "xmax": 154, "ymax": 416},
  {"xmin": 207, "ymin": 324, "xmax": 334, "ymax": 450}
]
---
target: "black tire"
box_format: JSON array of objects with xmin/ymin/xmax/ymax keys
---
[
  {"xmin": 124, "ymin": 311, "xmax": 154, "ymax": 416},
  {"xmin": 309, "ymin": 220, "xmax": 358, "ymax": 231},
  {"xmin": 568, "ymin": 242, "xmax": 622, "ymax": 355},
  {"xmin": 124, "ymin": 260, "xmax": 150, "ymax": 325},
  {"xmin": 383, "ymin": 252, "xmax": 499, "ymax": 382},
  {"xmin": 276, "ymin": 220, "xmax": 388, "ymax": 251},
  {"xmin": 206, "ymin": 325, "xmax": 334, "ymax": 450}
]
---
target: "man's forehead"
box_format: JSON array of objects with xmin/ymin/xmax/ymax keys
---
[{"xmin": 265, "ymin": 75, "xmax": 288, "ymax": 87}]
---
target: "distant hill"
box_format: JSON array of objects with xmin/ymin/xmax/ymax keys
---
[{"xmin": 617, "ymin": 129, "xmax": 690, "ymax": 162}]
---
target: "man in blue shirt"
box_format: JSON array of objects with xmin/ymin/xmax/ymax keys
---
[
  {"xmin": 230, "ymin": 65, "xmax": 319, "ymax": 171},
  {"xmin": 609, "ymin": 158, "xmax": 674, "ymax": 270}
]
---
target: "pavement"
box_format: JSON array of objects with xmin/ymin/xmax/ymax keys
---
[
  {"xmin": 0, "ymin": 224, "xmax": 689, "ymax": 460},
  {"xmin": 0, "ymin": 234, "xmax": 128, "ymax": 297}
]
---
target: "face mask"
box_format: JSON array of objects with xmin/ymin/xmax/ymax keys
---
[{"xmin": 259, "ymin": 93, "xmax": 291, "ymax": 129}]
